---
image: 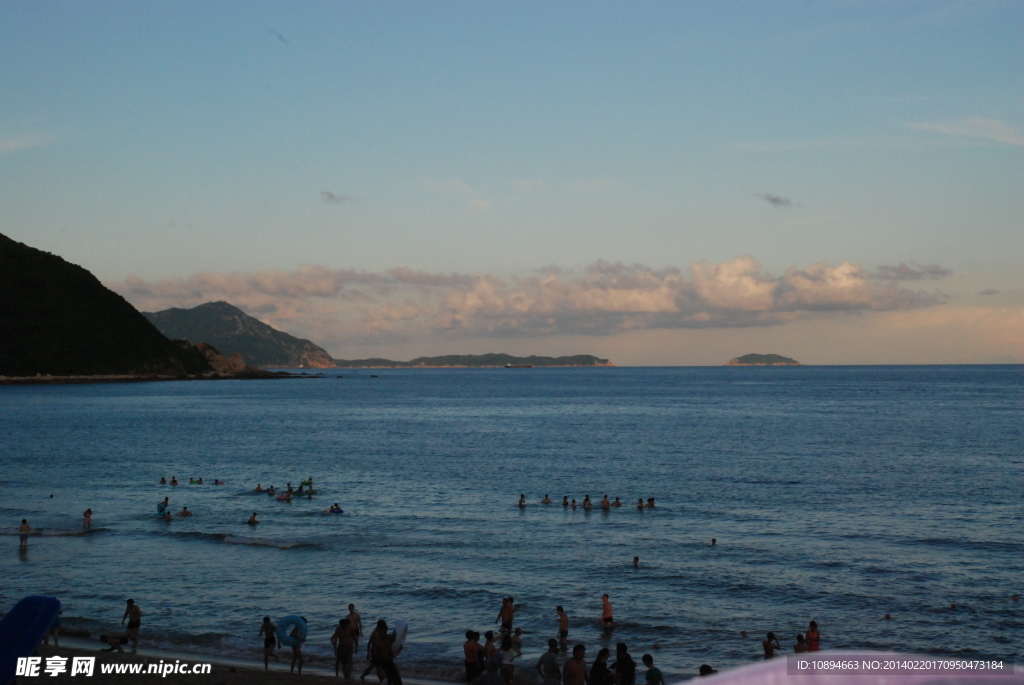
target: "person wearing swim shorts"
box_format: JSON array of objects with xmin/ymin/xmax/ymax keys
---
[
  {"xmin": 18, "ymin": 519, "xmax": 31, "ymax": 549},
  {"xmin": 496, "ymin": 597, "xmax": 514, "ymax": 634},
  {"xmin": 347, "ymin": 604, "xmax": 363, "ymax": 653},
  {"xmin": 601, "ymin": 594, "xmax": 614, "ymax": 627},
  {"xmin": 122, "ymin": 599, "xmax": 142, "ymax": 654},
  {"xmin": 463, "ymin": 630, "xmax": 481, "ymax": 683},
  {"xmin": 259, "ymin": 616, "xmax": 280, "ymax": 669},
  {"xmin": 333, "ymin": 618, "xmax": 355, "ymax": 681},
  {"xmin": 556, "ymin": 606, "xmax": 569, "ymax": 650}
]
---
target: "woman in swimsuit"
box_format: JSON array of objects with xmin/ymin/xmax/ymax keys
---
[{"xmin": 805, "ymin": 621, "xmax": 820, "ymax": 651}]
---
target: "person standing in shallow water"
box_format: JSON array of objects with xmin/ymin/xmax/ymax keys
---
[
  {"xmin": 332, "ymin": 618, "xmax": 355, "ymax": 681},
  {"xmin": 122, "ymin": 599, "xmax": 142, "ymax": 654},
  {"xmin": 636, "ymin": 498, "xmax": 644, "ymax": 510},
  {"xmin": 347, "ymin": 604, "xmax": 363, "ymax": 654},
  {"xmin": 82, "ymin": 508, "xmax": 92, "ymax": 530},
  {"xmin": 601, "ymin": 594, "xmax": 614, "ymax": 628},
  {"xmin": 562, "ymin": 496, "xmax": 569, "ymax": 508},
  {"xmin": 556, "ymin": 606, "xmax": 570, "ymax": 650},
  {"xmin": 18, "ymin": 519, "xmax": 31, "ymax": 549},
  {"xmin": 762, "ymin": 632, "xmax": 781, "ymax": 659},
  {"xmin": 805, "ymin": 621, "xmax": 821, "ymax": 651}
]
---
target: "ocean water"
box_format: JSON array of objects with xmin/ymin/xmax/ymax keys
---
[{"xmin": 1, "ymin": 366, "xmax": 1022, "ymax": 680}]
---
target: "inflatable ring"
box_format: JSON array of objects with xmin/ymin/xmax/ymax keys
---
[
  {"xmin": 157, "ymin": 504, "xmax": 166, "ymax": 515},
  {"xmin": 276, "ymin": 615, "xmax": 307, "ymax": 647},
  {"xmin": 300, "ymin": 480, "xmax": 313, "ymax": 486}
]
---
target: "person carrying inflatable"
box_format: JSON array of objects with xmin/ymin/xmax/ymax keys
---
[{"xmin": 276, "ymin": 615, "xmax": 307, "ymax": 676}]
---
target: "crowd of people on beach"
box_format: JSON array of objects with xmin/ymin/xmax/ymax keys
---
[{"xmin": 522, "ymin": 495, "xmax": 658, "ymax": 511}]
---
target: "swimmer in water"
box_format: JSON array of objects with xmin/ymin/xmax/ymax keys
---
[
  {"xmin": 646, "ymin": 497, "xmax": 656, "ymax": 509},
  {"xmin": 601, "ymin": 594, "xmax": 614, "ymax": 627},
  {"xmin": 794, "ymin": 634, "xmax": 807, "ymax": 653},
  {"xmin": 255, "ymin": 484, "xmax": 263, "ymax": 492},
  {"xmin": 571, "ymin": 499, "xmax": 577, "ymax": 510},
  {"xmin": 637, "ymin": 498, "xmax": 644, "ymax": 510},
  {"xmin": 711, "ymin": 538, "xmax": 716, "ymax": 546},
  {"xmin": 612, "ymin": 497, "xmax": 622, "ymax": 508},
  {"xmin": 762, "ymin": 632, "xmax": 781, "ymax": 659},
  {"xmin": 519, "ymin": 494, "xmax": 526, "ymax": 508},
  {"xmin": 248, "ymin": 512, "xmax": 259, "ymax": 524},
  {"xmin": 632, "ymin": 557, "xmax": 639, "ymax": 567},
  {"xmin": 159, "ymin": 477, "xmax": 166, "ymax": 484},
  {"xmin": 162, "ymin": 512, "xmax": 173, "ymax": 522},
  {"xmin": 600, "ymin": 495, "xmax": 611, "ymax": 510},
  {"xmin": 583, "ymin": 495, "xmax": 592, "ymax": 510},
  {"xmin": 177, "ymin": 506, "xmax": 193, "ymax": 517},
  {"xmin": 330, "ymin": 503, "xmax": 342, "ymax": 513},
  {"xmin": 214, "ymin": 479, "xmax": 225, "ymax": 485},
  {"xmin": 562, "ymin": 496, "xmax": 569, "ymax": 508},
  {"xmin": 267, "ymin": 486, "xmax": 276, "ymax": 496},
  {"xmin": 18, "ymin": 519, "xmax": 31, "ymax": 549},
  {"xmin": 170, "ymin": 477, "xmax": 178, "ymax": 486},
  {"xmin": 541, "ymin": 494, "xmax": 552, "ymax": 504},
  {"xmin": 555, "ymin": 606, "xmax": 569, "ymax": 650},
  {"xmin": 805, "ymin": 621, "xmax": 820, "ymax": 651},
  {"xmin": 83, "ymin": 508, "xmax": 92, "ymax": 530}
]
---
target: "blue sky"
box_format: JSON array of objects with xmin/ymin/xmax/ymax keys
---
[{"xmin": 2, "ymin": 1, "xmax": 1022, "ymax": 363}]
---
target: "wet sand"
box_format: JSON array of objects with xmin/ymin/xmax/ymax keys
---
[{"xmin": 36, "ymin": 638, "xmax": 448, "ymax": 685}]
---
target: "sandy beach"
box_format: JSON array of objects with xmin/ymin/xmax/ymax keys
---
[{"xmin": 33, "ymin": 638, "xmax": 449, "ymax": 685}]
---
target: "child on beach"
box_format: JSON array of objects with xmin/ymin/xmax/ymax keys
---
[{"xmin": 259, "ymin": 617, "xmax": 279, "ymax": 670}]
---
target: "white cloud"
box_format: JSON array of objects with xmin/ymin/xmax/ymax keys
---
[
  {"xmin": 0, "ymin": 134, "xmax": 51, "ymax": 154},
  {"xmin": 111, "ymin": 257, "xmax": 948, "ymax": 350},
  {"xmin": 510, "ymin": 179, "xmax": 546, "ymax": 191},
  {"xmin": 909, "ymin": 118, "xmax": 1024, "ymax": 147}
]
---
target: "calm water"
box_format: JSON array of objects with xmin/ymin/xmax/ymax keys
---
[{"xmin": 2, "ymin": 366, "xmax": 1023, "ymax": 680}]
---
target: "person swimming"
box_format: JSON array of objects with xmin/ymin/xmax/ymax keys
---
[
  {"xmin": 562, "ymin": 496, "xmax": 569, "ymax": 507},
  {"xmin": 177, "ymin": 506, "xmax": 194, "ymax": 517},
  {"xmin": 329, "ymin": 503, "xmax": 342, "ymax": 513},
  {"xmin": 518, "ymin": 494, "xmax": 526, "ymax": 508},
  {"xmin": 214, "ymin": 479, "xmax": 225, "ymax": 485},
  {"xmin": 248, "ymin": 512, "xmax": 259, "ymax": 524},
  {"xmin": 571, "ymin": 499, "xmax": 577, "ymax": 510},
  {"xmin": 159, "ymin": 477, "xmax": 166, "ymax": 484},
  {"xmin": 646, "ymin": 498, "xmax": 656, "ymax": 509},
  {"xmin": 255, "ymin": 484, "xmax": 263, "ymax": 492},
  {"xmin": 296, "ymin": 485, "xmax": 305, "ymax": 495},
  {"xmin": 170, "ymin": 477, "xmax": 178, "ymax": 486},
  {"xmin": 157, "ymin": 497, "xmax": 169, "ymax": 515},
  {"xmin": 541, "ymin": 494, "xmax": 552, "ymax": 504},
  {"xmin": 637, "ymin": 498, "xmax": 644, "ymax": 510},
  {"xmin": 83, "ymin": 508, "xmax": 92, "ymax": 530},
  {"xmin": 632, "ymin": 557, "xmax": 639, "ymax": 567},
  {"xmin": 162, "ymin": 511, "xmax": 173, "ymax": 522},
  {"xmin": 267, "ymin": 486, "xmax": 276, "ymax": 496},
  {"xmin": 600, "ymin": 495, "xmax": 611, "ymax": 510},
  {"xmin": 612, "ymin": 497, "xmax": 622, "ymax": 507},
  {"xmin": 583, "ymin": 495, "xmax": 592, "ymax": 510}
]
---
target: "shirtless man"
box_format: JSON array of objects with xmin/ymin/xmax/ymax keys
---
[
  {"xmin": 464, "ymin": 631, "xmax": 481, "ymax": 683},
  {"xmin": 247, "ymin": 512, "xmax": 259, "ymax": 524},
  {"xmin": 556, "ymin": 606, "xmax": 569, "ymax": 650},
  {"xmin": 122, "ymin": 599, "xmax": 142, "ymax": 653},
  {"xmin": 612, "ymin": 497, "xmax": 622, "ymax": 508},
  {"xmin": 571, "ymin": 499, "xmax": 577, "ymax": 510},
  {"xmin": 518, "ymin": 494, "xmax": 527, "ymax": 508},
  {"xmin": 18, "ymin": 519, "xmax": 31, "ymax": 549},
  {"xmin": 601, "ymin": 595, "xmax": 614, "ymax": 628},
  {"xmin": 541, "ymin": 495, "xmax": 553, "ymax": 504},
  {"xmin": 83, "ymin": 509, "xmax": 93, "ymax": 530},
  {"xmin": 332, "ymin": 618, "xmax": 355, "ymax": 681},
  {"xmin": 496, "ymin": 597, "xmax": 515, "ymax": 634},
  {"xmin": 563, "ymin": 645, "xmax": 589, "ymax": 685},
  {"xmin": 600, "ymin": 495, "xmax": 611, "ymax": 510},
  {"xmin": 762, "ymin": 632, "xmax": 781, "ymax": 659},
  {"xmin": 346, "ymin": 604, "xmax": 363, "ymax": 653},
  {"xmin": 259, "ymin": 616, "xmax": 279, "ymax": 669},
  {"xmin": 177, "ymin": 506, "xmax": 193, "ymax": 517},
  {"xmin": 562, "ymin": 496, "xmax": 569, "ymax": 508},
  {"xmin": 583, "ymin": 495, "xmax": 592, "ymax": 511}
]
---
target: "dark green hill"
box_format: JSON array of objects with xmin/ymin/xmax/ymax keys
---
[
  {"xmin": 333, "ymin": 353, "xmax": 612, "ymax": 368},
  {"xmin": 0, "ymin": 233, "xmax": 210, "ymax": 377},
  {"xmin": 144, "ymin": 301, "xmax": 336, "ymax": 368},
  {"xmin": 726, "ymin": 353, "xmax": 801, "ymax": 366}
]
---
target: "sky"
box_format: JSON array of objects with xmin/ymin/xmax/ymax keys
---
[{"xmin": 2, "ymin": 1, "xmax": 1022, "ymax": 364}]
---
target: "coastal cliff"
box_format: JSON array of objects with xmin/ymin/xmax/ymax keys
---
[
  {"xmin": 0, "ymin": 232, "xmax": 212, "ymax": 377},
  {"xmin": 145, "ymin": 301, "xmax": 336, "ymax": 369}
]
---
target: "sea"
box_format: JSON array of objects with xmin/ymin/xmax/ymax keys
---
[{"xmin": 1, "ymin": 366, "xmax": 1022, "ymax": 680}]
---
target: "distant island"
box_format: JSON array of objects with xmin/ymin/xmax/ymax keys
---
[
  {"xmin": 333, "ymin": 353, "xmax": 613, "ymax": 368},
  {"xmin": 726, "ymin": 353, "xmax": 801, "ymax": 366}
]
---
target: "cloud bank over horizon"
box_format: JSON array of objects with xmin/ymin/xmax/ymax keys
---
[{"xmin": 111, "ymin": 257, "xmax": 950, "ymax": 349}]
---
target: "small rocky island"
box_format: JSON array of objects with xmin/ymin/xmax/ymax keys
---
[{"xmin": 726, "ymin": 353, "xmax": 801, "ymax": 366}]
